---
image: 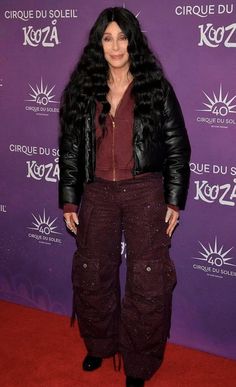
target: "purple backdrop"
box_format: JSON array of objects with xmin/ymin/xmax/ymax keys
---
[{"xmin": 0, "ymin": 0, "xmax": 235, "ymax": 360}]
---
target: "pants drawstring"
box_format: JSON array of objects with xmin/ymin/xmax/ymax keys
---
[{"xmin": 113, "ymin": 352, "xmax": 122, "ymax": 372}]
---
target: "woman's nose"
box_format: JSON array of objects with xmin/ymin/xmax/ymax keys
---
[{"xmin": 112, "ymin": 39, "xmax": 119, "ymax": 50}]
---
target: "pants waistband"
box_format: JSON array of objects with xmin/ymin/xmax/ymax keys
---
[{"xmin": 93, "ymin": 172, "xmax": 162, "ymax": 186}]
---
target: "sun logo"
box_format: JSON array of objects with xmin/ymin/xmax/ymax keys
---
[
  {"xmin": 28, "ymin": 209, "xmax": 61, "ymax": 236},
  {"xmin": 25, "ymin": 77, "xmax": 59, "ymax": 106},
  {"xmin": 122, "ymin": 4, "xmax": 146, "ymax": 32},
  {"xmin": 197, "ymin": 84, "xmax": 236, "ymax": 117},
  {"xmin": 193, "ymin": 237, "xmax": 236, "ymax": 267}
]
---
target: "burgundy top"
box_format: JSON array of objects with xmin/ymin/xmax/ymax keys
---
[{"xmin": 95, "ymin": 81, "xmax": 134, "ymax": 181}]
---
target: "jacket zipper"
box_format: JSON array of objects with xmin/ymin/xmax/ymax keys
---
[{"xmin": 110, "ymin": 115, "xmax": 116, "ymax": 181}]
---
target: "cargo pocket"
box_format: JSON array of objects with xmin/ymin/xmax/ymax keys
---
[
  {"xmin": 72, "ymin": 252, "xmax": 100, "ymax": 291},
  {"xmin": 131, "ymin": 259, "xmax": 164, "ymax": 298},
  {"xmin": 76, "ymin": 201, "xmax": 94, "ymax": 248}
]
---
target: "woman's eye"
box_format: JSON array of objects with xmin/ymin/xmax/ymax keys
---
[{"xmin": 102, "ymin": 35, "xmax": 127, "ymax": 42}]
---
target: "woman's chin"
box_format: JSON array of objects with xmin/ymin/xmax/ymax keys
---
[{"xmin": 107, "ymin": 60, "xmax": 129, "ymax": 69}]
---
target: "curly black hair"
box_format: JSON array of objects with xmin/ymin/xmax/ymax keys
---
[{"xmin": 60, "ymin": 7, "xmax": 166, "ymax": 143}]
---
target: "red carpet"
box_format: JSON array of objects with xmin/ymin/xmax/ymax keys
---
[{"xmin": 0, "ymin": 300, "xmax": 235, "ymax": 387}]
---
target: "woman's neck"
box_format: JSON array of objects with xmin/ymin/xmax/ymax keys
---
[{"xmin": 108, "ymin": 67, "xmax": 133, "ymax": 87}]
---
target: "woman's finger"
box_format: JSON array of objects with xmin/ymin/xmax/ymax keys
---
[
  {"xmin": 165, "ymin": 207, "xmax": 172, "ymax": 223},
  {"xmin": 64, "ymin": 212, "xmax": 78, "ymax": 235},
  {"xmin": 165, "ymin": 208, "xmax": 180, "ymax": 237},
  {"xmin": 167, "ymin": 221, "xmax": 178, "ymax": 237},
  {"xmin": 72, "ymin": 212, "xmax": 79, "ymax": 226}
]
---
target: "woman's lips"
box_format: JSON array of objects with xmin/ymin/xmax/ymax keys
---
[{"xmin": 110, "ymin": 54, "xmax": 124, "ymax": 59}]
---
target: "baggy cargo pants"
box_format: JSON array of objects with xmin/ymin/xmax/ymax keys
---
[{"xmin": 71, "ymin": 173, "xmax": 177, "ymax": 380}]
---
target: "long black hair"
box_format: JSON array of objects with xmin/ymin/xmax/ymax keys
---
[{"xmin": 60, "ymin": 7, "xmax": 166, "ymax": 142}]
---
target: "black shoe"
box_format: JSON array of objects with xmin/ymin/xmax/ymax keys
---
[
  {"xmin": 126, "ymin": 376, "xmax": 145, "ymax": 387},
  {"xmin": 82, "ymin": 354, "xmax": 103, "ymax": 371}
]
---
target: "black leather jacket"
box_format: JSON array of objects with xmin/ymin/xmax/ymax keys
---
[{"xmin": 59, "ymin": 81, "xmax": 191, "ymax": 209}]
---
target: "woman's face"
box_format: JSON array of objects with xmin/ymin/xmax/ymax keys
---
[{"xmin": 101, "ymin": 21, "xmax": 129, "ymax": 70}]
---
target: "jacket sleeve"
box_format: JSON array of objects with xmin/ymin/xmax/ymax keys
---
[
  {"xmin": 58, "ymin": 132, "xmax": 84, "ymax": 208},
  {"xmin": 162, "ymin": 81, "xmax": 191, "ymax": 209}
]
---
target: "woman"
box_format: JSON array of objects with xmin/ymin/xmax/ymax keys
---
[{"xmin": 59, "ymin": 7, "xmax": 190, "ymax": 387}]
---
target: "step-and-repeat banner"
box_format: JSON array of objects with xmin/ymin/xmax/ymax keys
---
[{"xmin": 0, "ymin": 0, "xmax": 235, "ymax": 360}]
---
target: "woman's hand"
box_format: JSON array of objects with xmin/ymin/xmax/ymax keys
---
[
  {"xmin": 64, "ymin": 212, "xmax": 79, "ymax": 235},
  {"xmin": 165, "ymin": 205, "xmax": 180, "ymax": 237}
]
